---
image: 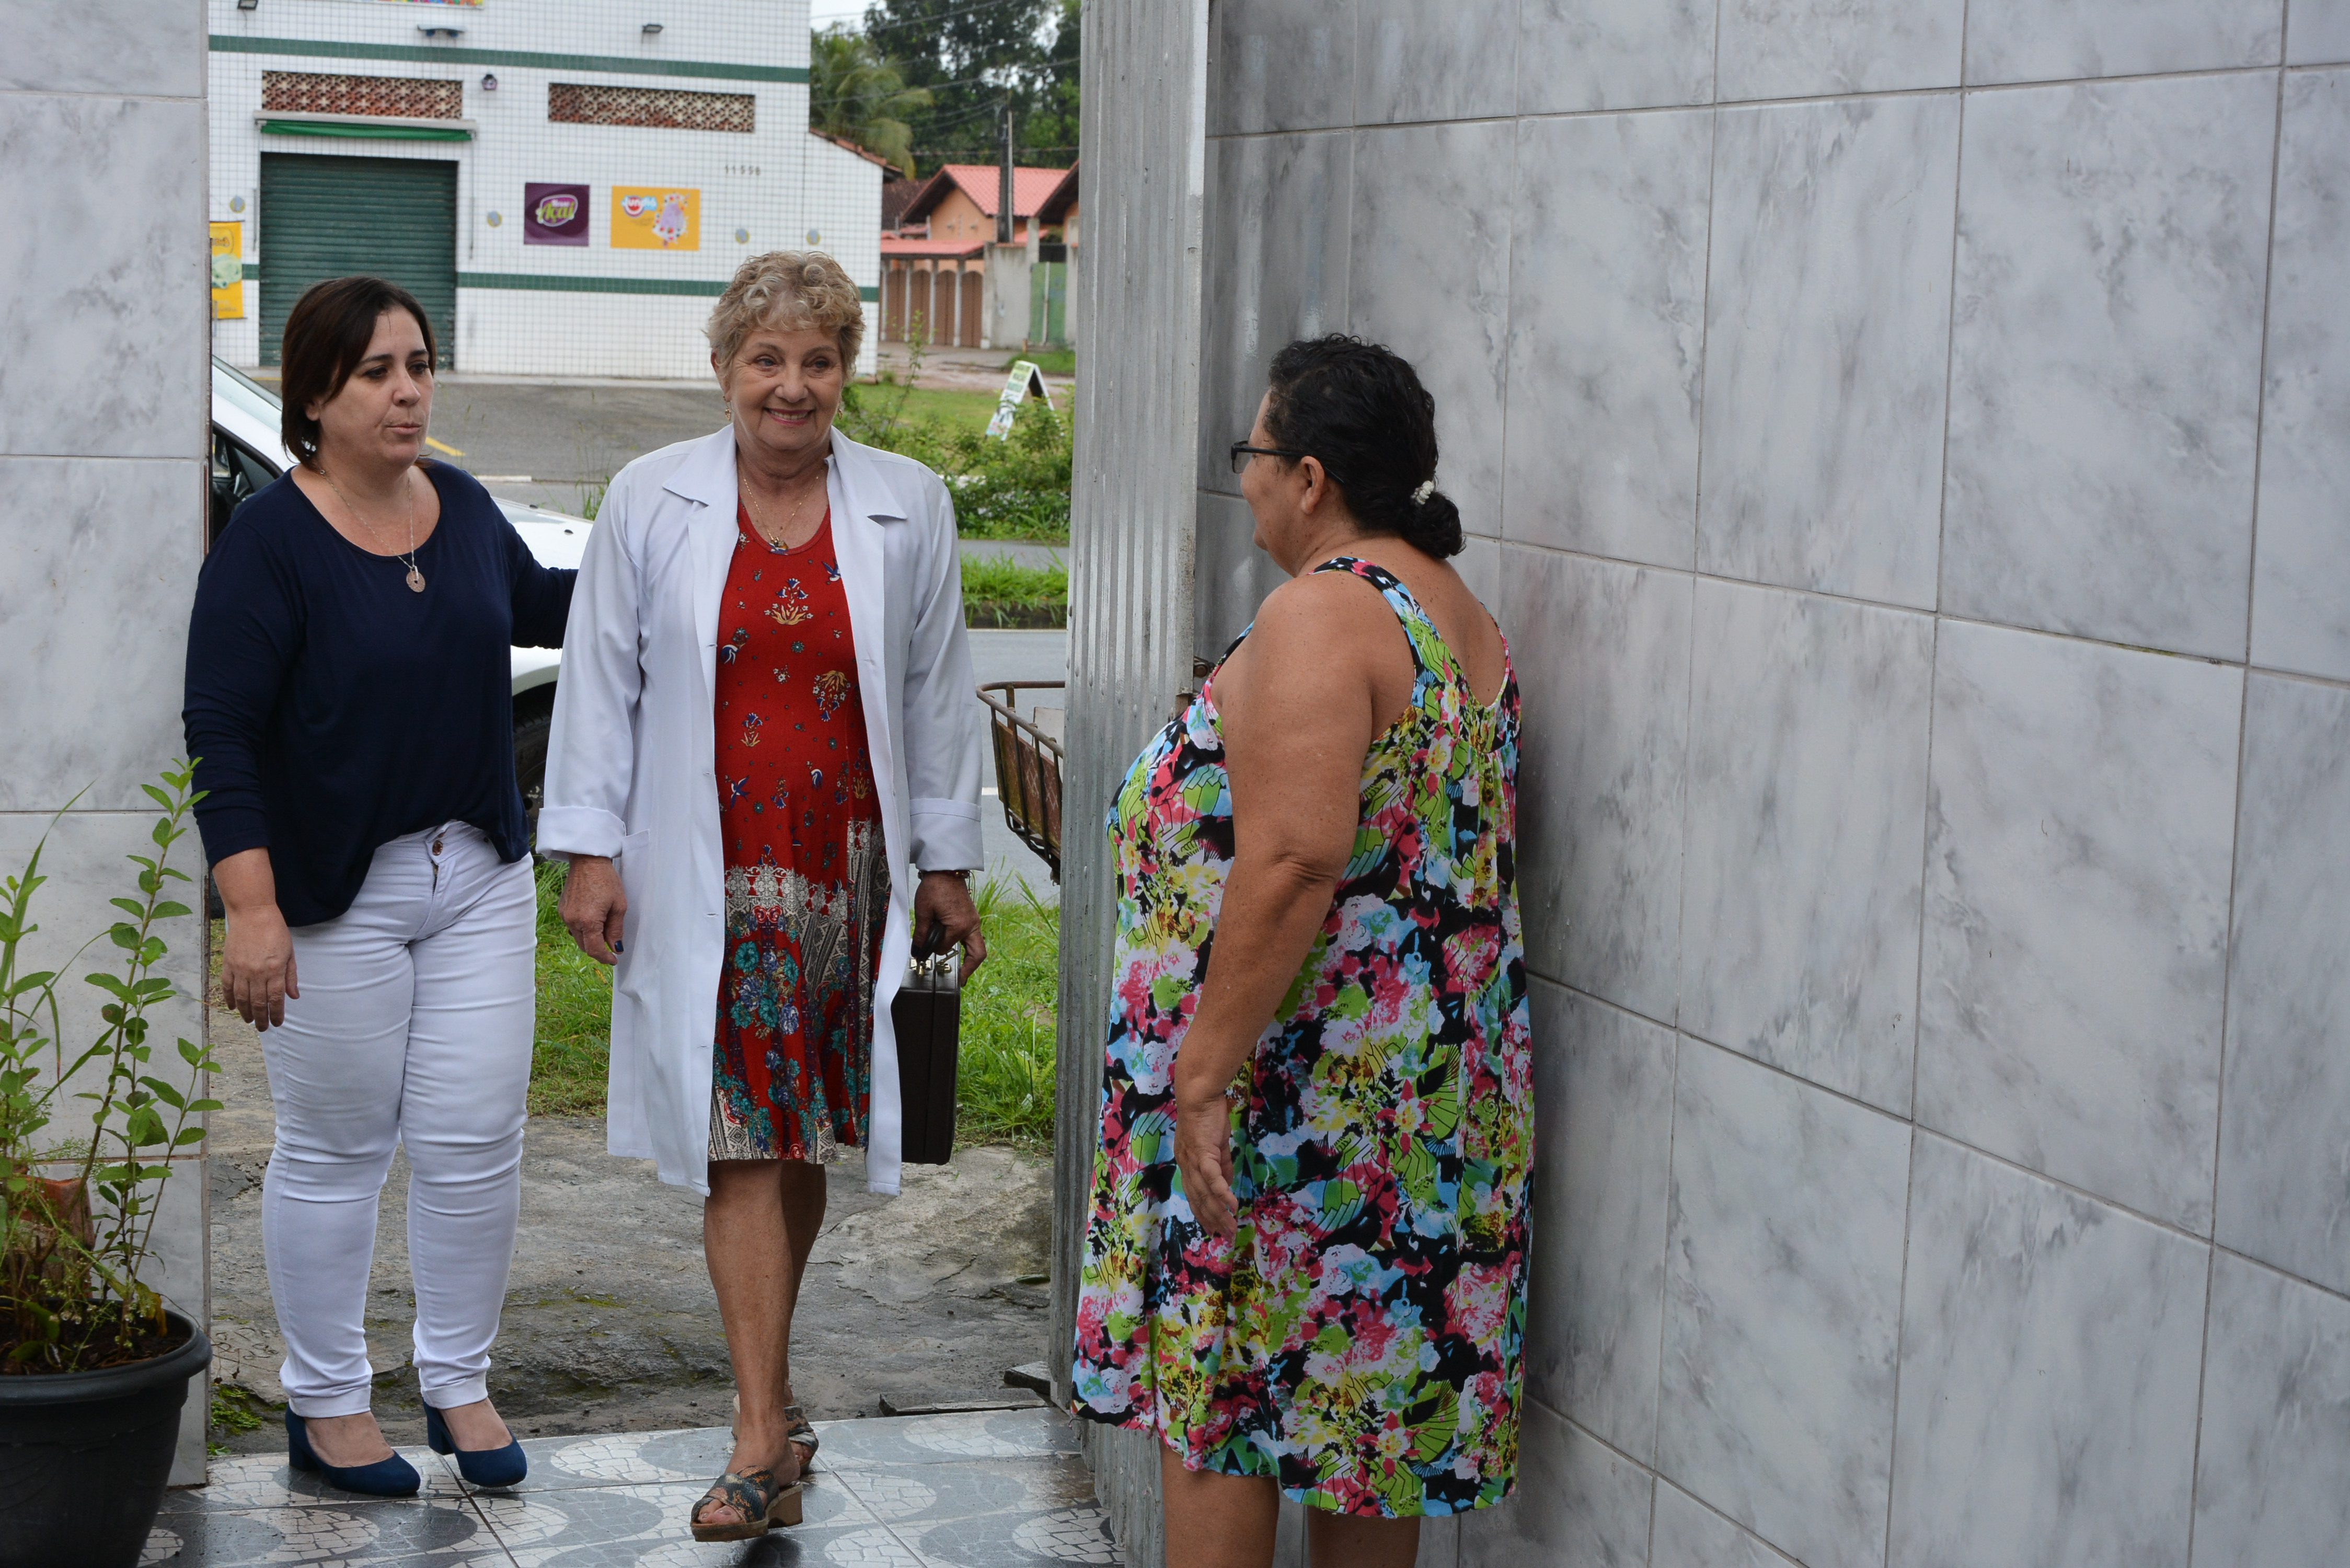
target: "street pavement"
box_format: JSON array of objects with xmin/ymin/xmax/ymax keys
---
[{"xmin": 426, "ymin": 375, "xmax": 723, "ymax": 517}]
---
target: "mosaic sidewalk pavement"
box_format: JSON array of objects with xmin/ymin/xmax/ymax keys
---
[{"xmin": 145, "ymin": 1408, "xmax": 1120, "ymax": 1567}]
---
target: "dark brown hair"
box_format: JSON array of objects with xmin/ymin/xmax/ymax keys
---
[
  {"xmin": 279, "ymin": 275, "xmax": 439, "ymax": 466},
  {"xmin": 1263, "ymin": 335, "xmax": 1463, "ymax": 558}
]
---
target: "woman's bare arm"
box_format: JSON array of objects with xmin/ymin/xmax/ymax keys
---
[{"xmin": 1171, "ymin": 572, "xmax": 1405, "ymax": 1238}]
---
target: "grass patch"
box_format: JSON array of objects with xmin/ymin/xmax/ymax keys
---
[
  {"xmin": 531, "ymin": 860, "xmax": 616, "ymax": 1117},
  {"xmin": 962, "ymin": 554, "xmax": 1068, "ymax": 627},
  {"xmin": 521, "ymin": 863, "xmax": 1058, "ymax": 1147},
  {"xmin": 872, "ymin": 384, "xmax": 1005, "ymax": 432},
  {"xmin": 1007, "ymin": 349, "xmax": 1075, "ymax": 377},
  {"xmin": 955, "ymin": 880, "xmax": 1059, "ymax": 1147}
]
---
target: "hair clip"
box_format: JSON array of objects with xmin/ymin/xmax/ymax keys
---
[{"xmin": 1411, "ymin": 480, "xmax": 1436, "ymax": 506}]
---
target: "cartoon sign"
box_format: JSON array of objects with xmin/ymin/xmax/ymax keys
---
[
  {"xmin": 611, "ymin": 187, "xmax": 699, "ymax": 250},
  {"xmin": 210, "ymin": 221, "xmax": 245, "ymax": 320},
  {"xmin": 524, "ymin": 182, "xmax": 590, "ymax": 246}
]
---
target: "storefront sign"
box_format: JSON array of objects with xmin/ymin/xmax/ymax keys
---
[
  {"xmin": 611, "ymin": 187, "xmax": 699, "ymax": 250},
  {"xmin": 209, "ymin": 221, "xmax": 245, "ymax": 320},
  {"xmin": 524, "ymin": 182, "xmax": 590, "ymax": 246}
]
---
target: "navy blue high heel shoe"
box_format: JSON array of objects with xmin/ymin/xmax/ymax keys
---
[
  {"xmin": 427, "ymin": 1403, "xmax": 528, "ymax": 1489},
  {"xmin": 285, "ymin": 1411, "xmax": 422, "ymax": 1497}
]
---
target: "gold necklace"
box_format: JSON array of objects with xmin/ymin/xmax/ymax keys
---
[
  {"xmin": 738, "ymin": 463, "xmax": 825, "ymax": 551},
  {"xmin": 322, "ymin": 466, "xmax": 426, "ymax": 592}
]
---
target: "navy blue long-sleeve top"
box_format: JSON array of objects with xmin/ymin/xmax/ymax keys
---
[{"xmin": 183, "ymin": 463, "xmax": 577, "ymax": 927}]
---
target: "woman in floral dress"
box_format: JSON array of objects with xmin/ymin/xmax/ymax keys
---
[{"xmin": 1073, "ymin": 337, "xmax": 1533, "ymax": 1565}]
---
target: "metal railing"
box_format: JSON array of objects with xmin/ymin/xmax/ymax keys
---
[{"xmin": 976, "ymin": 680, "xmax": 1066, "ymax": 881}]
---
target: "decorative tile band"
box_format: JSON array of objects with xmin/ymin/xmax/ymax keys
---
[
  {"xmin": 211, "ymin": 34, "xmax": 810, "ymax": 84},
  {"xmin": 455, "ymin": 273, "xmax": 883, "ymax": 301},
  {"xmin": 231, "ymin": 268, "xmax": 879, "ymax": 304}
]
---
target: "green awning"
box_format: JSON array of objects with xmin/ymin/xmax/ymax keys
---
[{"xmin": 258, "ymin": 118, "xmax": 472, "ymax": 141}]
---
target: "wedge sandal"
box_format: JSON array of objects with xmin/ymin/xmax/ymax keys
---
[
  {"xmin": 784, "ymin": 1403, "xmax": 820, "ymax": 1472},
  {"xmin": 688, "ymin": 1466, "xmax": 804, "ymax": 1542},
  {"xmin": 730, "ymin": 1394, "xmax": 820, "ymax": 1473}
]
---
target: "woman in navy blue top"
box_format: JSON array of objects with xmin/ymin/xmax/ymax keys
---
[{"xmin": 183, "ymin": 278, "xmax": 571, "ymax": 1496}]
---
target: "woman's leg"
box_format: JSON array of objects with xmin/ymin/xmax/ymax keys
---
[
  {"xmin": 1161, "ymin": 1446, "xmax": 1281, "ymax": 1568},
  {"xmin": 262, "ymin": 846, "xmax": 424, "ymax": 1463},
  {"xmin": 1304, "ymin": 1509, "xmax": 1421, "ymax": 1568},
  {"xmin": 774, "ymin": 1160, "xmax": 825, "ymax": 1409},
  {"xmin": 703, "ymin": 1159, "xmax": 807, "ymax": 1521},
  {"xmin": 400, "ymin": 836, "xmax": 536, "ymax": 1445}
]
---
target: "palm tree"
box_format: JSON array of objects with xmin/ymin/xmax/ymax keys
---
[{"xmin": 810, "ymin": 25, "xmax": 931, "ymax": 178}]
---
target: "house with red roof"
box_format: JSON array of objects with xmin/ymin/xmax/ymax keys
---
[{"xmin": 881, "ymin": 162, "xmax": 1078, "ymax": 349}]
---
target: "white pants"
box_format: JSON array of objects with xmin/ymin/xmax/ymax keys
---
[{"xmin": 260, "ymin": 822, "xmax": 536, "ymax": 1417}]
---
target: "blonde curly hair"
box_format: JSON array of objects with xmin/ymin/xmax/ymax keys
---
[{"xmin": 707, "ymin": 250, "xmax": 865, "ymax": 383}]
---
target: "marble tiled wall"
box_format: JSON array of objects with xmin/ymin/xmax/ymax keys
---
[
  {"xmin": 2, "ymin": 0, "xmax": 212, "ymax": 1485},
  {"xmin": 1191, "ymin": 2, "xmax": 2350, "ymax": 1562}
]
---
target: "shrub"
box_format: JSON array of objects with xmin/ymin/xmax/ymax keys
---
[{"xmin": 2, "ymin": 768, "xmax": 220, "ymax": 1372}]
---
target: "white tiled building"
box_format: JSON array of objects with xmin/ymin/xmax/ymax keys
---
[
  {"xmin": 207, "ymin": 0, "xmax": 881, "ymax": 378},
  {"xmin": 1061, "ymin": 5, "xmax": 2350, "ymax": 1566}
]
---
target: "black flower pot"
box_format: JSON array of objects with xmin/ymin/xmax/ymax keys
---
[{"xmin": 0, "ymin": 1310, "xmax": 211, "ymax": 1568}]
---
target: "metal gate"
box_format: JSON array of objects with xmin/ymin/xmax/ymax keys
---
[
  {"xmin": 1029, "ymin": 257, "xmax": 1069, "ymax": 347},
  {"xmin": 258, "ymin": 153, "xmax": 458, "ymax": 366}
]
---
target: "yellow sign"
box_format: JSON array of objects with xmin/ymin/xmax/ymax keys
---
[
  {"xmin": 610, "ymin": 187, "xmax": 699, "ymax": 250},
  {"xmin": 209, "ymin": 221, "xmax": 245, "ymax": 320}
]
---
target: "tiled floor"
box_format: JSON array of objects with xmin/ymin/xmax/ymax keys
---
[{"xmin": 145, "ymin": 1408, "xmax": 1119, "ymax": 1567}]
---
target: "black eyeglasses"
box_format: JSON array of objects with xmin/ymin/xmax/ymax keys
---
[{"xmin": 1229, "ymin": 441, "xmax": 1305, "ymax": 475}]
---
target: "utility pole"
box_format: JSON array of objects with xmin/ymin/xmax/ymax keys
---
[{"xmin": 997, "ymin": 101, "xmax": 1016, "ymax": 245}]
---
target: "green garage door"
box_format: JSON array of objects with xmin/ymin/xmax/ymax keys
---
[{"xmin": 259, "ymin": 154, "xmax": 457, "ymax": 366}]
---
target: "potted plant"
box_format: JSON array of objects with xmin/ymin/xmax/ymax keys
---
[{"xmin": 0, "ymin": 765, "xmax": 219, "ymax": 1568}]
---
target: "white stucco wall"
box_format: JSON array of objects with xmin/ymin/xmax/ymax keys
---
[
  {"xmin": 206, "ymin": 0, "xmax": 879, "ymax": 379},
  {"xmin": 3, "ymin": 0, "xmax": 214, "ymax": 1488}
]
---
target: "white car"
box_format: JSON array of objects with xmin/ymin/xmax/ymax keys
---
[{"xmin": 209, "ymin": 358, "xmax": 589, "ymax": 842}]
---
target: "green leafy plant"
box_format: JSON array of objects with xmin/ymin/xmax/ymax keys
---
[
  {"xmin": 1, "ymin": 765, "xmax": 219, "ymax": 1373},
  {"xmin": 843, "ymin": 401, "xmax": 1073, "ymax": 544},
  {"xmin": 208, "ymin": 1380, "xmax": 270, "ymax": 1455}
]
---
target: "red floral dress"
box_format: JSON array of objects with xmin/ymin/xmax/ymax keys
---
[{"xmin": 709, "ymin": 504, "xmax": 889, "ymax": 1163}]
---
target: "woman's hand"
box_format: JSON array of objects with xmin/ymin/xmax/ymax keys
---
[
  {"xmin": 1174, "ymin": 1087, "xmax": 1239, "ymax": 1241},
  {"xmin": 913, "ymin": 871, "xmax": 987, "ymax": 982},
  {"xmin": 222, "ymin": 903, "xmax": 299, "ymax": 1031},
  {"xmin": 561, "ymin": 854, "xmax": 627, "ymax": 964},
  {"xmin": 213, "ymin": 848, "xmax": 298, "ymax": 1030}
]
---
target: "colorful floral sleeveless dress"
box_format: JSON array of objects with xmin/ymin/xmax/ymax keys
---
[
  {"xmin": 1072, "ymin": 557, "xmax": 1534, "ymax": 1518},
  {"xmin": 708, "ymin": 505, "xmax": 890, "ymax": 1164}
]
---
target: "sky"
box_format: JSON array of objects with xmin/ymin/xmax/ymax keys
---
[{"xmin": 809, "ymin": 0, "xmax": 866, "ymax": 28}]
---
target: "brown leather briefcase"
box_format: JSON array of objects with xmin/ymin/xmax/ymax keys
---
[{"xmin": 892, "ymin": 949, "xmax": 962, "ymax": 1166}]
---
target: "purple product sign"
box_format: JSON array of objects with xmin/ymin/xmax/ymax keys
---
[{"xmin": 524, "ymin": 183, "xmax": 590, "ymax": 246}]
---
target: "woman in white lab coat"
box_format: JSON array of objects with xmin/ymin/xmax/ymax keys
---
[{"xmin": 539, "ymin": 251, "xmax": 986, "ymax": 1543}]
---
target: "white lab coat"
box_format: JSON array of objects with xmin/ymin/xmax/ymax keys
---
[{"xmin": 538, "ymin": 424, "xmax": 985, "ymax": 1197}]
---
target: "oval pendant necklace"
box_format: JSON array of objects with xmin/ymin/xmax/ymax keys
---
[{"xmin": 323, "ymin": 466, "xmax": 427, "ymax": 592}]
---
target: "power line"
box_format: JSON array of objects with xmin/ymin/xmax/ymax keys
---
[{"xmin": 843, "ymin": 0, "xmax": 1070, "ymax": 41}]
